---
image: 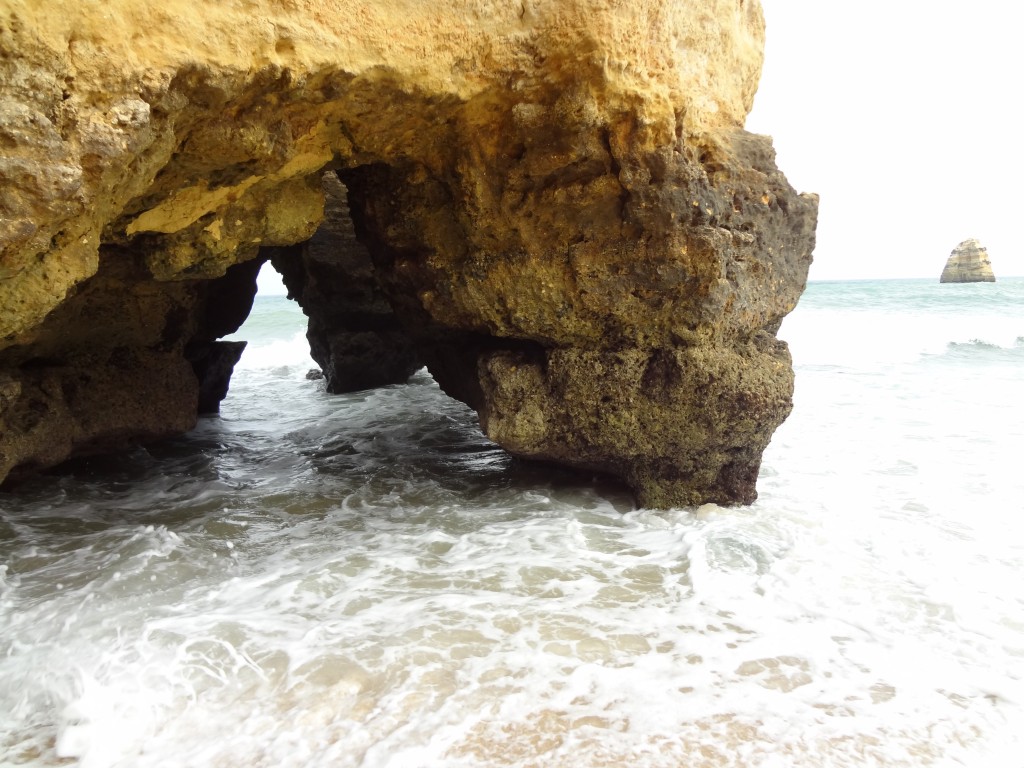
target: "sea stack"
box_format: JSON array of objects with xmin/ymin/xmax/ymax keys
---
[
  {"xmin": 0, "ymin": 0, "xmax": 818, "ymax": 508},
  {"xmin": 940, "ymin": 239, "xmax": 996, "ymax": 283}
]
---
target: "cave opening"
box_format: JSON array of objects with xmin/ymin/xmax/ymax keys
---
[
  {"xmin": 251, "ymin": 170, "xmax": 424, "ymax": 398},
  {"xmin": 209, "ymin": 169, "xmax": 627, "ymax": 505}
]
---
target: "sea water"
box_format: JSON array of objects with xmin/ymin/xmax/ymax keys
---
[{"xmin": 1, "ymin": 278, "xmax": 1022, "ymax": 767}]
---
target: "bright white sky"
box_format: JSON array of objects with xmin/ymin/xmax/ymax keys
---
[
  {"xmin": 747, "ymin": 0, "xmax": 1024, "ymax": 280},
  {"xmin": 257, "ymin": 263, "xmax": 287, "ymax": 294}
]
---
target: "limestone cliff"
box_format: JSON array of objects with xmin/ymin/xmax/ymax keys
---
[
  {"xmin": 0, "ymin": 0, "xmax": 817, "ymax": 507},
  {"xmin": 940, "ymin": 239, "xmax": 995, "ymax": 283}
]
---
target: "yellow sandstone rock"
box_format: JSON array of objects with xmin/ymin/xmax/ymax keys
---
[
  {"xmin": 0, "ymin": 0, "xmax": 817, "ymax": 507},
  {"xmin": 939, "ymin": 238, "xmax": 995, "ymax": 283}
]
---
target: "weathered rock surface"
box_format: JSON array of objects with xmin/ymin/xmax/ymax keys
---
[
  {"xmin": 0, "ymin": 0, "xmax": 817, "ymax": 507},
  {"xmin": 940, "ymin": 239, "xmax": 995, "ymax": 283},
  {"xmin": 0, "ymin": 255, "xmax": 260, "ymax": 481}
]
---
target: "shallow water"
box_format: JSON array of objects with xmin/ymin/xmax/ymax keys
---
[{"xmin": 2, "ymin": 279, "xmax": 1023, "ymax": 767}]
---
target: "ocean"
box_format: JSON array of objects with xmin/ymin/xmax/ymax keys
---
[{"xmin": 1, "ymin": 278, "xmax": 1022, "ymax": 767}]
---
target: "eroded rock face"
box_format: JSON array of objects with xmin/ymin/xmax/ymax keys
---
[
  {"xmin": 940, "ymin": 239, "xmax": 995, "ymax": 283},
  {"xmin": 0, "ymin": 0, "xmax": 817, "ymax": 507},
  {"xmin": 0, "ymin": 254, "xmax": 260, "ymax": 480}
]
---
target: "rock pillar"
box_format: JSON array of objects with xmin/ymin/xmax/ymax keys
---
[
  {"xmin": 343, "ymin": 121, "xmax": 816, "ymax": 507},
  {"xmin": 940, "ymin": 239, "xmax": 996, "ymax": 283},
  {"xmin": 265, "ymin": 172, "xmax": 421, "ymax": 393}
]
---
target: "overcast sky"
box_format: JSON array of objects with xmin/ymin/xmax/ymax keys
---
[{"xmin": 747, "ymin": 0, "xmax": 1023, "ymax": 280}]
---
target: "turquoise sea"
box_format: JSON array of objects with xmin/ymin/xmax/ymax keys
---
[{"xmin": 1, "ymin": 277, "xmax": 1022, "ymax": 767}]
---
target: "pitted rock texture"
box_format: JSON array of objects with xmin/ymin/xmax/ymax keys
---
[
  {"xmin": 940, "ymin": 239, "xmax": 995, "ymax": 283},
  {"xmin": 0, "ymin": 0, "xmax": 817, "ymax": 507},
  {"xmin": 342, "ymin": 124, "xmax": 816, "ymax": 506}
]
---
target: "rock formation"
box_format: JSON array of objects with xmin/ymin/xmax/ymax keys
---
[
  {"xmin": 264, "ymin": 173, "xmax": 421, "ymax": 393},
  {"xmin": 940, "ymin": 239, "xmax": 995, "ymax": 283},
  {"xmin": 0, "ymin": 0, "xmax": 817, "ymax": 507}
]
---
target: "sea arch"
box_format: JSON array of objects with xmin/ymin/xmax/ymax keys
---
[{"xmin": 0, "ymin": 0, "xmax": 817, "ymax": 507}]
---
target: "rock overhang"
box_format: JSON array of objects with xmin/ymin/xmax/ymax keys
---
[{"xmin": 0, "ymin": 0, "xmax": 817, "ymax": 508}]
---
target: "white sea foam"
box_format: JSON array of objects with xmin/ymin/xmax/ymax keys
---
[
  {"xmin": 232, "ymin": 329, "xmax": 315, "ymax": 371},
  {"xmin": 2, "ymin": 282, "xmax": 1024, "ymax": 766}
]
